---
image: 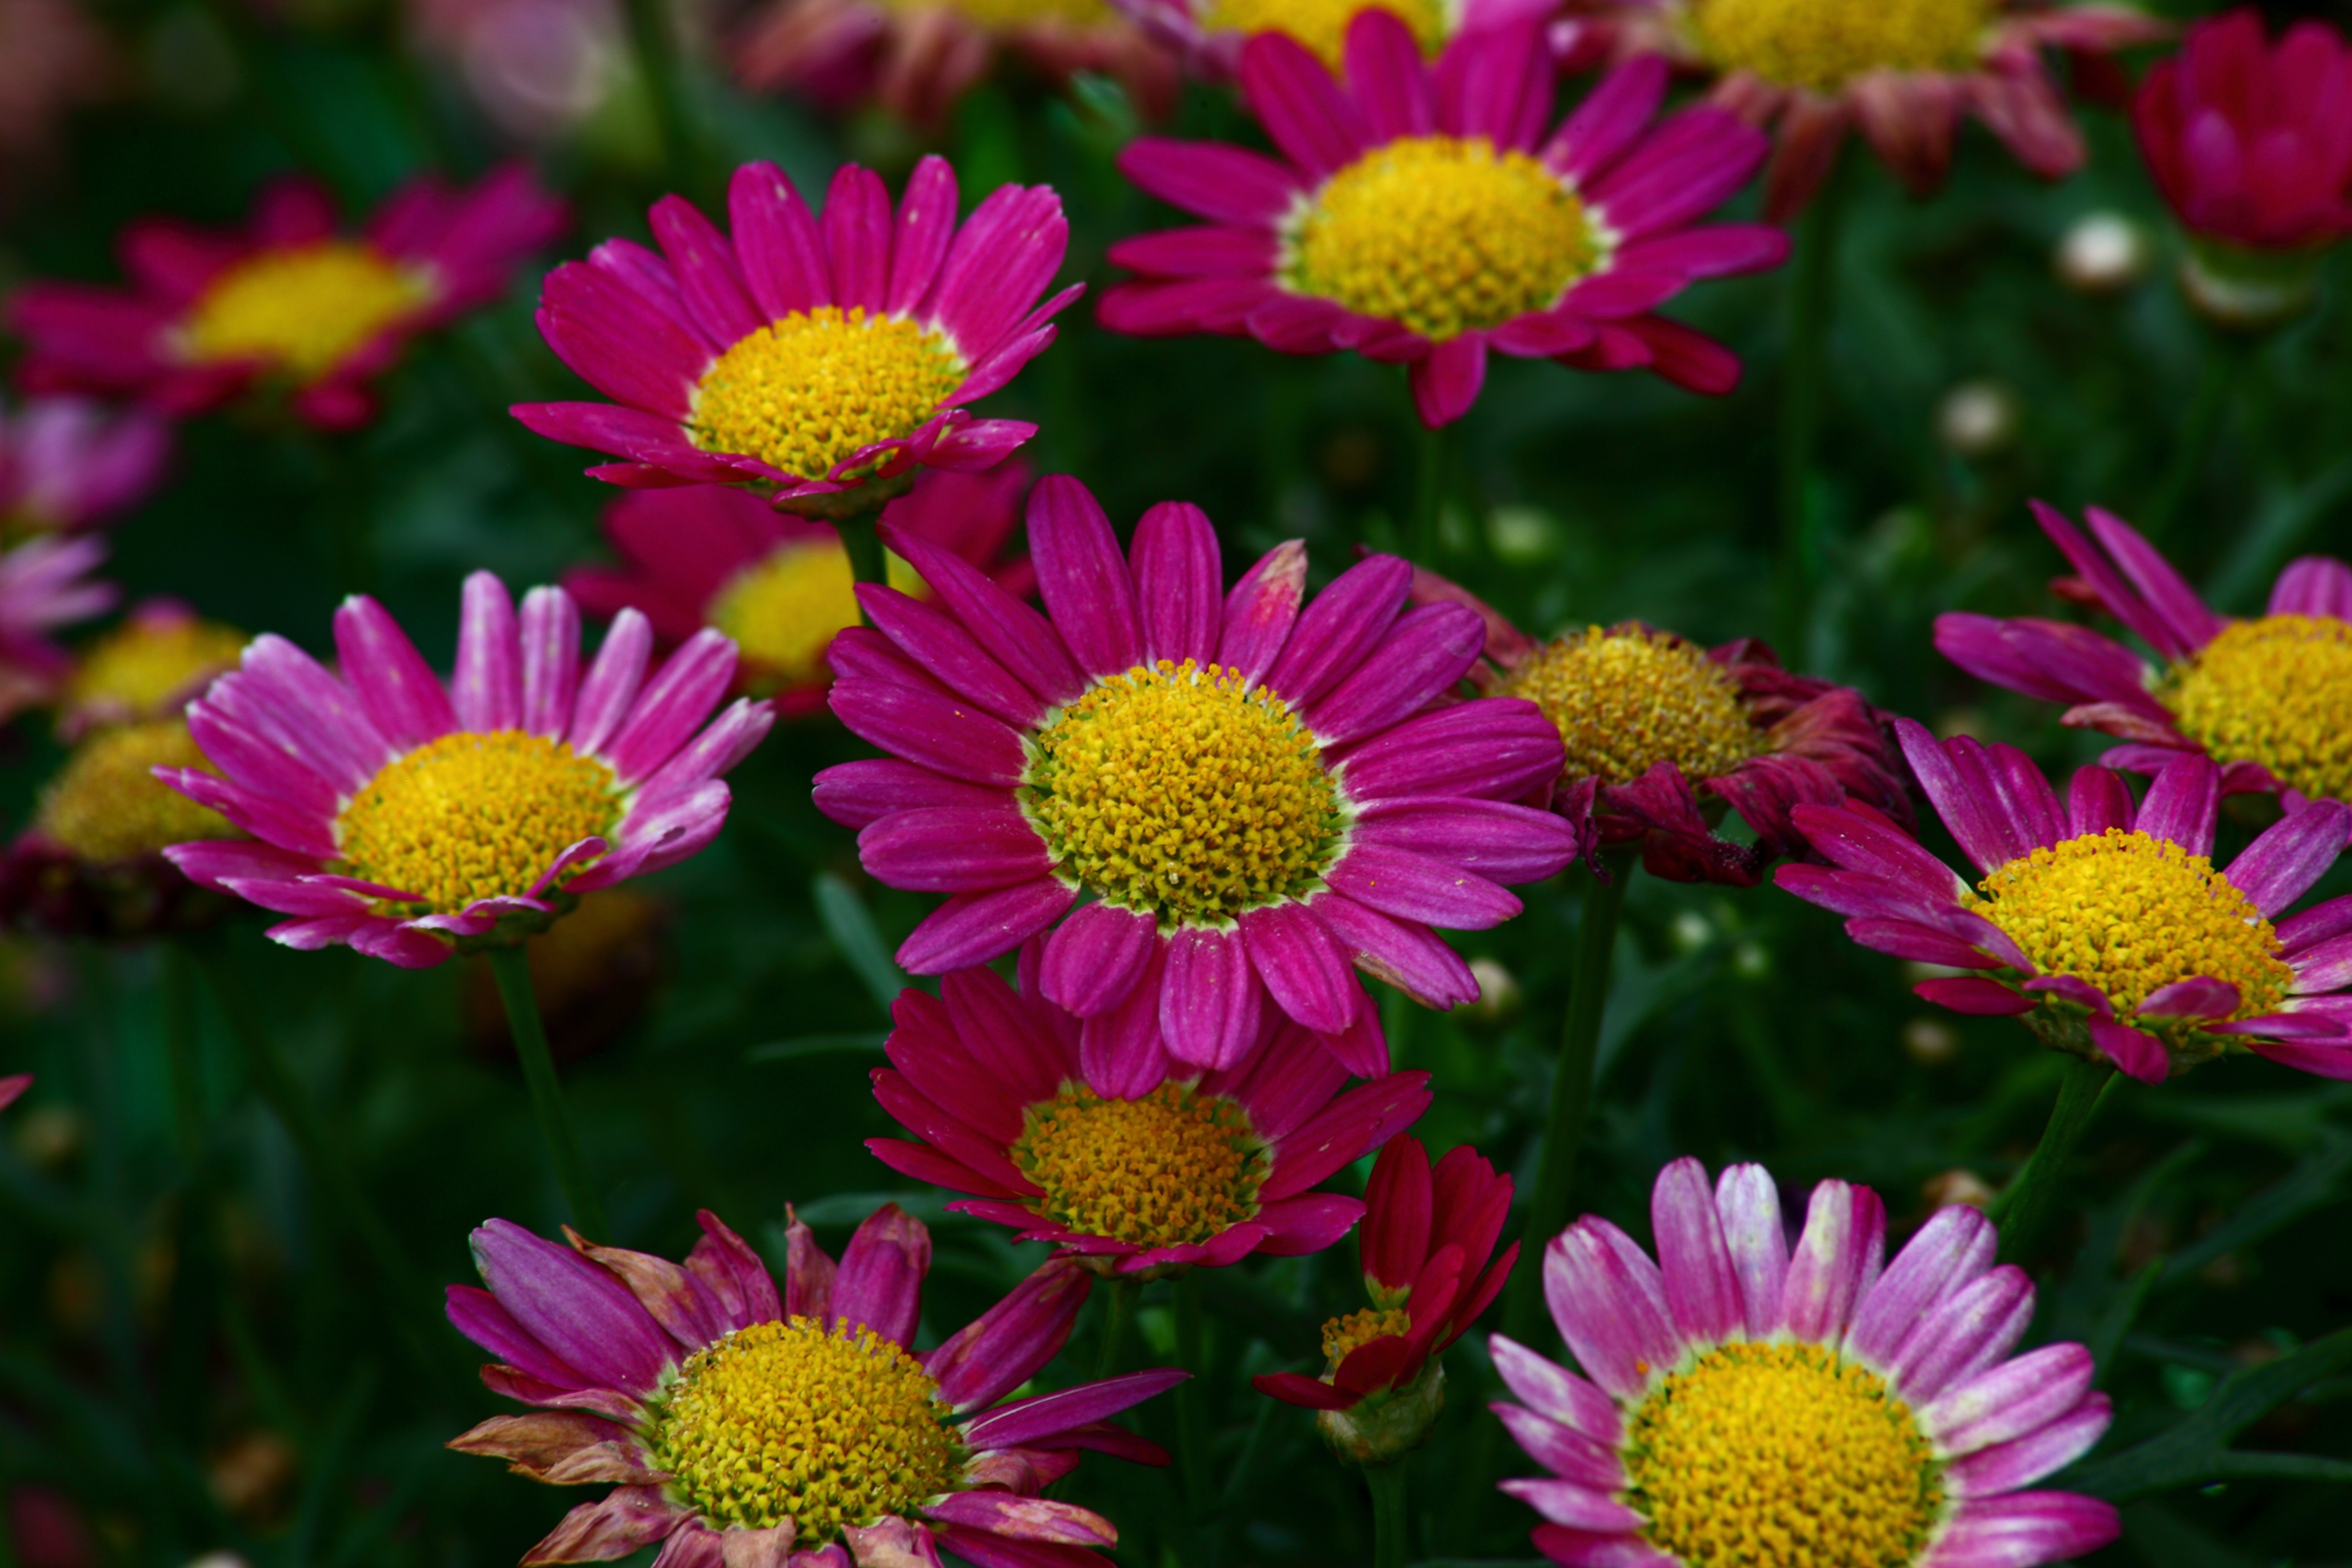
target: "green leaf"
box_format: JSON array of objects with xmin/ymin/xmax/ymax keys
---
[
  {"xmin": 812, "ymin": 872, "xmax": 906, "ymax": 1018},
  {"xmin": 2066, "ymin": 1326, "xmax": 2352, "ymax": 1500}
]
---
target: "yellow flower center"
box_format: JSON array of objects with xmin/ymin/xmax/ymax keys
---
[
  {"xmin": 1287, "ymin": 136, "xmax": 1599, "ymax": 343},
  {"xmin": 1626, "ymin": 1341, "xmax": 1943, "ymax": 1568},
  {"xmin": 1966, "ymin": 828, "xmax": 2293, "ymax": 1028},
  {"xmin": 333, "ymin": 730, "xmax": 619, "ymax": 914},
  {"xmin": 1320, "ymin": 1306, "xmax": 1412, "ymax": 1366},
  {"xmin": 36, "ymin": 720, "xmax": 235, "ymax": 864},
  {"xmin": 1691, "ymin": 0, "xmax": 1988, "ymax": 91},
  {"xmin": 707, "ymin": 540, "xmax": 924, "ymax": 698},
  {"xmin": 879, "ymin": 0, "xmax": 1111, "ymax": 26},
  {"xmin": 690, "ymin": 307, "xmax": 966, "ymax": 483},
  {"xmin": 2161, "ymin": 614, "xmax": 2352, "ymax": 805},
  {"xmin": 1202, "ymin": 0, "xmax": 1446, "ymax": 68},
  {"xmin": 652, "ymin": 1317, "xmax": 963, "ymax": 1540},
  {"xmin": 64, "ymin": 616, "xmax": 246, "ymax": 723},
  {"xmin": 181, "ymin": 242, "xmax": 431, "ymax": 383},
  {"xmin": 1503, "ymin": 626, "xmax": 1761, "ymax": 787},
  {"xmin": 1011, "ymin": 1082, "xmax": 1269, "ymax": 1248},
  {"xmin": 1025, "ymin": 659, "xmax": 1342, "ymax": 927}
]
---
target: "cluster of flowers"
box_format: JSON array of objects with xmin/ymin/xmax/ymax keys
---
[{"xmin": 3, "ymin": 3, "xmax": 2350, "ymax": 1568}]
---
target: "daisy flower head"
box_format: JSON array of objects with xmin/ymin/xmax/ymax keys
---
[
  {"xmin": 1256, "ymin": 1132, "xmax": 1516, "ymax": 1464},
  {"xmin": 1562, "ymin": 0, "xmax": 2167, "ymax": 220},
  {"xmin": 153, "ymin": 570, "xmax": 774, "ymax": 968},
  {"xmin": 1099, "ymin": 11, "xmax": 1786, "ymax": 428},
  {"xmin": 513, "ymin": 156, "xmax": 1079, "ymax": 517},
  {"xmin": 6, "ymin": 165, "xmax": 566, "ymax": 431},
  {"xmin": 869, "ymin": 952, "xmax": 1430, "ymax": 1277},
  {"xmin": 1109, "ymin": 0, "xmax": 1551, "ymax": 79},
  {"xmin": 0, "ymin": 1075, "xmax": 24, "ymax": 1114},
  {"xmin": 1415, "ymin": 567, "xmax": 1908, "ymax": 885},
  {"xmin": 2134, "ymin": 8, "xmax": 2352, "ymax": 328},
  {"xmin": 57, "ymin": 598, "xmax": 246, "ymax": 738},
  {"xmin": 1777, "ymin": 720, "xmax": 2352, "ymax": 1085},
  {"xmin": 734, "ymin": 0, "xmax": 1178, "ymax": 132},
  {"xmin": 446, "ymin": 1206, "xmax": 1184, "ymax": 1566},
  {"xmin": 0, "ymin": 395, "xmax": 172, "ymax": 534},
  {"xmin": 0, "ymin": 533, "xmax": 115, "ymax": 724},
  {"xmin": 813, "ymin": 474, "xmax": 1583, "ymax": 1070},
  {"xmin": 1936, "ymin": 501, "xmax": 2352, "ymax": 814},
  {"xmin": 564, "ymin": 460, "xmax": 1032, "ymax": 713},
  {"xmin": 1496, "ymin": 1156, "xmax": 2118, "ymax": 1568}
]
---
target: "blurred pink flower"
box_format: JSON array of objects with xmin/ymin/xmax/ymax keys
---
[{"xmin": 0, "ymin": 396, "xmax": 171, "ymax": 532}]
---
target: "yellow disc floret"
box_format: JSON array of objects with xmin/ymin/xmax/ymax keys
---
[
  {"xmin": 1287, "ymin": 136, "xmax": 1597, "ymax": 343},
  {"xmin": 1504, "ymin": 626, "xmax": 1762, "ymax": 787},
  {"xmin": 1691, "ymin": 0, "xmax": 1989, "ymax": 91},
  {"xmin": 37, "ymin": 720, "xmax": 235, "ymax": 864},
  {"xmin": 181, "ymin": 242, "xmax": 431, "ymax": 383},
  {"xmin": 690, "ymin": 307, "xmax": 965, "ymax": 482},
  {"xmin": 653, "ymin": 1317, "xmax": 963, "ymax": 1540},
  {"xmin": 2161, "ymin": 614, "xmax": 2352, "ymax": 805},
  {"xmin": 707, "ymin": 541, "xmax": 924, "ymax": 697},
  {"xmin": 63, "ymin": 615, "xmax": 246, "ymax": 725},
  {"xmin": 1012, "ymin": 1082, "xmax": 1269, "ymax": 1248},
  {"xmin": 1626, "ymin": 1341, "xmax": 1943, "ymax": 1568},
  {"xmin": 334, "ymin": 730, "xmax": 619, "ymax": 913},
  {"xmin": 1968, "ymin": 828, "xmax": 2293, "ymax": 1027},
  {"xmin": 1204, "ymin": 0, "xmax": 1446, "ymax": 68},
  {"xmin": 1321, "ymin": 1306, "xmax": 1412, "ymax": 1365},
  {"xmin": 1026, "ymin": 659, "xmax": 1342, "ymax": 926}
]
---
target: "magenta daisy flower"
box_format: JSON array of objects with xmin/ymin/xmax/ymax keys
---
[
  {"xmin": 513, "ymin": 156, "xmax": 1079, "ymax": 515},
  {"xmin": 1109, "ymin": 0, "xmax": 1551, "ymax": 79},
  {"xmin": 869, "ymin": 953, "xmax": 1429, "ymax": 1276},
  {"xmin": 0, "ymin": 534, "xmax": 114, "ymax": 723},
  {"xmin": 1777, "ymin": 720, "xmax": 2352, "ymax": 1084},
  {"xmin": 0, "ymin": 1075, "xmax": 26, "ymax": 1113},
  {"xmin": 813, "ymin": 475, "xmax": 1580, "ymax": 1070},
  {"xmin": 1936, "ymin": 501, "xmax": 2352, "ymax": 812},
  {"xmin": 564, "ymin": 461, "xmax": 1033, "ymax": 714},
  {"xmin": 152, "ymin": 570, "xmax": 773, "ymax": 968},
  {"xmin": 446, "ymin": 1206, "xmax": 1183, "ymax": 1566},
  {"xmin": 5, "ymin": 165, "xmax": 565, "ymax": 431},
  {"xmin": 1099, "ymin": 13, "xmax": 1784, "ymax": 427},
  {"xmin": 0, "ymin": 395, "xmax": 171, "ymax": 533},
  {"xmin": 1496, "ymin": 1156, "xmax": 2118, "ymax": 1568}
]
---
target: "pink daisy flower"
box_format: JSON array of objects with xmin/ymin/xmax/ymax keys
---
[
  {"xmin": 1935, "ymin": 500, "xmax": 2352, "ymax": 813},
  {"xmin": 1558, "ymin": 0, "xmax": 2166, "ymax": 220},
  {"xmin": 0, "ymin": 395, "xmax": 171, "ymax": 533},
  {"xmin": 1099, "ymin": 13, "xmax": 1785, "ymax": 427},
  {"xmin": 869, "ymin": 951, "xmax": 1430, "ymax": 1276},
  {"xmin": 5, "ymin": 165, "xmax": 566, "ymax": 431},
  {"xmin": 1108, "ymin": 0, "xmax": 1550, "ymax": 80},
  {"xmin": 564, "ymin": 461, "xmax": 1033, "ymax": 713},
  {"xmin": 0, "ymin": 1074, "xmax": 26, "ymax": 1113},
  {"xmin": 512, "ymin": 157, "xmax": 1079, "ymax": 515},
  {"xmin": 813, "ymin": 475, "xmax": 1581, "ymax": 1071},
  {"xmin": 446, "ymin": 1205, "xmax": 1183, "ymax": 1567},
  {"xmin": 0, "ymin": 534, "xmax": 114, "ymax": 723},
  {"xmin": 152, "ymin": 570, "xmax": 774, "ymax": 968},
  {"xmin": 1778, "ymin": 721, "xmax": 2352, "ymax": 1085},
  {"xmin": 1496, "ymin": 1156, "xmax": 2118, "ymax": 1568}
]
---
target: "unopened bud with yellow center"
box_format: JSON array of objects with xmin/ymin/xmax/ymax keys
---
[
  {"xmin": 1011, "ymin": 1082, "xmax": 1268, "ymax": 1257},
  {"xmin": 708, "ymin": 539, "xmax": 924, "ymax": 697},
  {"xmin": 1691, "ymin": 0, "xmax": 1988, "ymax": 92},
  {"xmin": 1204, "ymin": 0, "xmax": 1445, "ymax": 68},
  {"xmin": 180, "ymin": 242, "xmax": 431, "ymax": 383},
  {"xmin": 63, "ymin": 613, "xmax": 245, "ymax": 732},
  {"xmin": 37, "ymin": 720, "xmax": 234, "ymax": 864},
  {"xmin": 1504, "ymin": 626, "xmax": 1762, "ymax": 787},
  {"xmin": 691, "ymin": 306, "xmax": 965, "ymax": 482},
  {"xmin": 2161, "ymin": 614, "xmax": 2352, "ymax": 805}
]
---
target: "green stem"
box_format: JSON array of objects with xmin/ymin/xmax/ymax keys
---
[
  {"xmin": 1990, "ymin": 1056, "xmax": 2117, "ymax": 1265},
  {"xmin": 1775, "ymin": 155, "xmax": 1849, "ymax": 658},
  {"xmin": 621, "ymin": 0, "xmax": 693, "ymax": 181},
  {"xmin": 1174, "ymin": 1269, "xmax": 1215, "ymax": 1515},
  {"xmin": 838, "ymin": 507, "xmax": 889, "ymax": 592},
  {"xmin": 1096, "ymin": 1277, "xmax": 1137, "ymax": 1381},
  {"xmin": 488, "ymin": 944, "xmax": 610, "ymax": 1239},
  {"xmin": 2141, "ymin": 330, "xmax": 2246, "ymax": 542},
  {"xmin": 1413, "ymin": 417, "xmax": 1447, "ymax": 564},
  {"xmin": 1502, "ymin": 859, "xmax": 1632, "ymax": 1347},
  {"xmin": 1367, "ymin": 1458, "xmax": 1409, "ymax": 1568}
]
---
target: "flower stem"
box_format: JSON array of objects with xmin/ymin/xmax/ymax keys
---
[
  {"xmin": 487, "ymin": 943, "xmax": 610, "ymax": 1240},
  {"xmin": 1366, "ymin": 1457, "xmax": 1409, "ymax": 1568},
  {"xmin": 1775, "ymin": 152, "xmax": 1849, "ymax": 659},
  {"xmin": 1991, "ymin": 1055, "xmax": 2117, "ymax": 1266},
  {"xmin": 838, "ymin": 506, "xmax": 889, "ymax": 591},
  {"xmin": 1096, "ymin": 1276, "xmax": 1137, "ymax": 1380},
  {"xmin": 1174, "ymin": 1267, "xmax": 1216, "ymax": 1514},
  {"xmin": 1502, "ymin": 857, "xmax": 1632, "ymax": 1347},
  {"xmin": 621, "ymin": 0, "xmax": 693, "ymax": 181}
]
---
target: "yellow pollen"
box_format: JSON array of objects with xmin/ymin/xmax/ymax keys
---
[
  {"xmin": 2162, "ymin": 614, "xmax": 2352, "ymax": 805},
  {"xmin": 1204, "ymin": 0, "xmax": 1445, "ymax": 67},
  {"xmin": 1967, "ymin": 828, "xmax": 2293, "ymax": 1029},
  {"xmin": 652, "ymin": 1317, "xmax": 963, "ymax": 1540},
  {"xmin": 1320, "ymin": 1306, "xmax": 1412, "ymax": 1366},
  {"xmin": 64, "ymin": 616, "xmax": 246, "ymax": 724},
  {"xmin": 690, "ymin": 307, "xmax": 965, "ymax": 482},
  {"xmin": 1504, "ymin": 626, "xmax": 1762, "ymax": 787},
  {"xmin": 37, "ymin": 720, "xmax": 235, "ymax": 864},
  {"xmin": 1691, "ymin": 0, "xmax": 1989, "ymax": 91},
  {"xmin": 1287, "ymin": 136, "xmax": 1598, "ymax": 343},
  {"xmin": 1025, "ymin": 659, "xmax": 1342, "ymax": 926},
  {"xmin": 877, "ymin": 0, "xmax": 1110, "ymax": 26},
  {"xmin": 181, "ymin": 242, "xmax": 431, "ymax": 383},
  {"xmin": 1626, "ymin": 1341, "xmax": 1942, "ymax": 1568},
  {"xmin": 1011, "ymin": 1082, "xmax": 1269, "ymax": 1248},
  {"xmin": 707, "ymin": 540, "xmax": 924, "ymax": 697},
  {"xmin": 333, "ymin": 730, "xmax": 618, "ymax": 914}
]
